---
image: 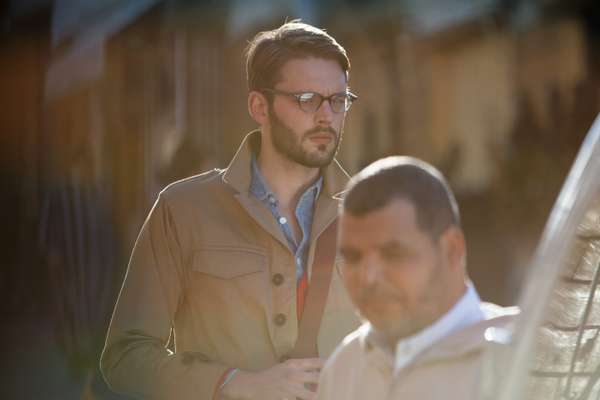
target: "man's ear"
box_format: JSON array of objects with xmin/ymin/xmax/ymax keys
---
[
  {"xmin": 248, "ymin": 90, "xmax": 269, "ymax": 125},
  {"xmin": 441, "ymin": 226, "xmax": 466, "ymax": 272}
]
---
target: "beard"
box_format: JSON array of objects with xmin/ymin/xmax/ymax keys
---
[
  {"xmin": 355, "ymin": 292, "xmax": 438, "ymax": 341},
  {"xmin": 269, "ymin": 110, "xmax": 342, "ymax": 168},
  {"xmin": 351, "ymin": 260, "xmax": 447, "ymax": 341}
]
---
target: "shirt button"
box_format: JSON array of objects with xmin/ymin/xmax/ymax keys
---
[
  {"xmin": 278, "ymin": 217, "xmax": 287, "ymax": 224},
  {"xmin": 274, "ymin": 313, "xmax": 287, "ymax": 326},
  {"xmin": 272, "ymin": 273, "xmax": 284, "ymax": 286},
  {"xmin": 296, "ymin": 257, "xmax": 302, "ymax": 265}
]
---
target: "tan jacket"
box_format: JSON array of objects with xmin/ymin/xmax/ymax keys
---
[
  {"xmin": 317, "ymin": 303, "xmax": 519, "ymax": 400},
  {"xmin": 100, "ymin": 131, "xmax": 360, "ymax": 399}
]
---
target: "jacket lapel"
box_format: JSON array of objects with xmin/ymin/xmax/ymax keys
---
[
  {"xmin": 222, "ymin": 131, "xmax": 289, "ymax": 248},
  {"xmin": 310, "ymin": 158, "xmax": 350, "ymax": 240},
  {"xmin": 234, "ymin": 192, "xmax": 289, "ymax": 248}
]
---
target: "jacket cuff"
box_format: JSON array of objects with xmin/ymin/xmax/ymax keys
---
[{"xmin": 212, "ymin": 368, "xmax": 237, "ymax": 400}]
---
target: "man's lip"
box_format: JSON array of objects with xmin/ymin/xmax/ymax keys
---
[
  {"xmin": 309, "ymin": 136, "xmax": 333, "ymax": 145},
  {"xmin": 357, "ymin": 293, "xmax": 405, "ymax": 305},
  {"xmin": 308, "ymin": 132, "xmax": 335, "ymax": 141}
]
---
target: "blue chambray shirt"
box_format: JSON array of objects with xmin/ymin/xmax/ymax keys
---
[{"xmin": 249, "ymin": 155, "xmax": 322, "ymax": 281}]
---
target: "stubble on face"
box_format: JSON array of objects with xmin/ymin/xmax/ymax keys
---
[
  {"xmin": 340, "ymin": 201, "xmax": 452, "ymax": 344},
  {"xmin": 356, "ymin": 262, "xmax": 446, "ymax": 341},
  {"xmin": 268, "ymin": 109, "xmax": 342, "ymax": 168}
]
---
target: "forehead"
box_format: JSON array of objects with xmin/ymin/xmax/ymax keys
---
[
  {"xmin": 340, "ymin": 198, "xmax": 423, "ymax": 247},
  {"xmin": 275, "ymin": 57, "xmax": 347, "ymax": 92}
]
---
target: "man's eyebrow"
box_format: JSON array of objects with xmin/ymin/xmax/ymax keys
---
[
  {"xmin": 338, "ymin": 246, "xmax": 354, "ymax": 254},
  {"xmin": 338, "ymin": 246, "xmax": 360, "ymax": 257},
  {"xmin": 379, "ymin": 240, "xmax": 409, "ymax": 252}
]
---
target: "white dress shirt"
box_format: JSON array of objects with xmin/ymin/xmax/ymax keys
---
[{"xmin": 393, "ymin": 282, "xmax": 485, "ymax": 373}]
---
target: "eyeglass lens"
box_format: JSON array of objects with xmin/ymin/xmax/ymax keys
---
[{"xmin": 298, "ymin": 93, "xmax": 350, "ymax": 113}]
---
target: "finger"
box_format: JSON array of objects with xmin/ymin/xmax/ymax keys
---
[
  {"xmin": 282, "ymin": 381, "xmax": 318, "ymax": 400},
  {"xmin": 288, "ymin": 370, "xmax": 320, "ymax": 385},
  {"xmin": 287, "ymin": 357, "xmax": 324, "ymax": 371}
]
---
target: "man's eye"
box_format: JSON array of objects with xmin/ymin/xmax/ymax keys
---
[
  {"xmin": 381, "ymin": 248, "xmax": 407, "ymax": 261},
  {"xmin": 331, "ymin": 95, "xmax": 347, "ymax": 107},
  {"xmin": 298, "ymin": 93, "xmax": 318, "ymax": 104},
  {"xmin": 340, "ymin": 250, "xmax": 360, "ymax": 264}
]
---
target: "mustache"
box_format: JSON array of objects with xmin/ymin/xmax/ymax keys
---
[
  {"xmin": 304, "ymin": 126, "xmax": 337, "ymax": 138},
  {"xmin": 355, "ymin": 286, "xmax": 406, "ymax": 304}
]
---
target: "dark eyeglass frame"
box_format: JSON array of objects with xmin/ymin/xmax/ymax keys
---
[{"xmin": 261, "ymin": 88, "xmax": 358, "ymax": 113}]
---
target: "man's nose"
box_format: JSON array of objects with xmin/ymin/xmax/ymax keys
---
[{"xmin": 359, "ymin": 254, "xmax": 382, "ymax": 286}]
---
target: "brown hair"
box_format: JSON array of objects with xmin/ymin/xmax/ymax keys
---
[
  {"xmin": 343, "ymin": 156, "xmax": 461, "ymax": 240},
  {"xmin": 244, "ymin": 20, "xmax": 350, "ymax": 92}
]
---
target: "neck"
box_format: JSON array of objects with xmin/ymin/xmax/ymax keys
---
[{"xmin": 257, "ymin": 147, "xmax": 321, "ymax": 211}]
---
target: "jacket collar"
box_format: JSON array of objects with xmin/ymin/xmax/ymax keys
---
[{"xmin": 222, "ymin": 130, "xmax": 349, "ymax": 199}]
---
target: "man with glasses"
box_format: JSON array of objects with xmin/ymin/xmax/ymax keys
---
[
  {"xmin": 317, "ymin": 157, "xmax": 519, "ymax": 400},
  {"xmin": 101, "ymin": 20, "xmax": 360, "ymax": 400}
]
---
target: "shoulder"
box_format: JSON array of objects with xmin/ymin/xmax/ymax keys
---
[
  {"xmin": 480, "ymin": 302, "xmax": 520, "ymax": 326},
  {"xmin": 324, "ymin": 324, "xmax": 368, "ymax": 370},
  {"xmin": 318, "ymin": 326, "xmax": 366, "ymax": 400},
  {"xmin": 426, "ymin": 303, "xmax": 520, "ymax": 357},
  {"xmin": 158, "ymin": 169, "xmax": 228, "ymax": 206},
  {"xmin": 162, "ymin": 169, "xmax": 224, "ymax": 195}
]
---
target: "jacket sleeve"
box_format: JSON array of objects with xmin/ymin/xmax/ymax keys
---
[{"xmin": 100, "ymin": 193, "xmax": 228, "ymax": 399}]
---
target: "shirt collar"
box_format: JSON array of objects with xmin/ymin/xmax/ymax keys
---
[
  {"xmin": 249, "ymin": 153, "xmax": 323, "ymax": 204},
  {"xmin": 360, "ymin": 282, "xmax": 485, "ymax": 371},
  {"xmin": 392, "ymin": 282, "xmax": 484, "ymax": 372},
  {"xmin": 249, "ymin": 154, "xmax": 273, "ymax": 202}
]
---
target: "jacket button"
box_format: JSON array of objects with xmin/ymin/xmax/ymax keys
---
[
  {"xmin": 279, "ymin": 355, "xmax": 290, "ymax": 363},
  {"xmin": 274, "ymin": 313, "xmax": 287, "ymax": 326},
  {"xmin": 272, "ymin": 273, "xmax": 284, "ymax": 286}
]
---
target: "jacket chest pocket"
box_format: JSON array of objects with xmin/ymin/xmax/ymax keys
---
[{"xmin": 189, "ymin": 246, "xmax": 269, "ymax": 306}]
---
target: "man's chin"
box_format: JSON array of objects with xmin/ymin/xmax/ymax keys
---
[
  {"xmin": 300, "ymin": 151, "xmax": 335, "ymax": 168},
  {"xmin": 359, "ymin": 304, "xmax": 410, "ymax": 329},
  {"xmin": 369, "ymin": 319, "xmax": 420, "ymax": 341},
  {"xmin": 305, "ymin": 146, "xmax": 337, "ymax": 164}
]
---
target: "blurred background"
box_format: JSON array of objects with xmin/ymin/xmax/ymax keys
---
[{"xmin": 1, "ymin": 0, "xmax": 599, "ymax": 398}]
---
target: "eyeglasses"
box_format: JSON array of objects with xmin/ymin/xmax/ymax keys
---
[{"xmin": 262, "ymin": 88, "xmax": 358, "ymax": 113}]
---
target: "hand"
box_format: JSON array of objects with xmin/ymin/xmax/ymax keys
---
[{"xmin": 220, "ymin": 357, "xmax": 324, "ymax": 400}]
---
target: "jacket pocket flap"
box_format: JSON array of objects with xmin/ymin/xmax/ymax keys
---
[{"xmin": 192, "ymin": 246, "xmax": 266, "ymax": 279}]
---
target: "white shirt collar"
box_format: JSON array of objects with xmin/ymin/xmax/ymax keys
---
[{"xmin": 393, "ymin": 282, "xmax": 484, "ymax": 373}]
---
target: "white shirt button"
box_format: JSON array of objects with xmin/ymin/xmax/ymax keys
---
[{"xmin": 278, "ymin": 217, "xmax": 287, "ymax": 224}]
